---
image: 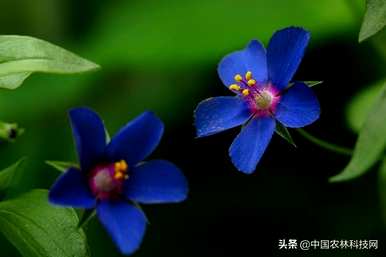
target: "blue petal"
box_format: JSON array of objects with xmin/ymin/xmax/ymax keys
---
[
  {"xmin": 97, "ymin": 201, "xmax": 147, "ymax": 255},
  {"xmin": 124, "ymin": 160, "xmax": 188, "ymax": 204},
  {"xmin": 267, "ymin": 27, "xmax": 310, "ymax": 90},
  {"xmin": 229, "ymin": 117, "xmax": 276, "ymax": 174},
  {"xmin": 49, "ymin": 168, "xmax": 96, "ymax": 208},
  {"xmin": 194, "ymin": 96, "xmax": 251, "ymax": 137},
  {"xmin": 275, "ymin": 82, "xmax": 320, "ymax": 128},
  {"xmin": 105, "ymin": 111, "xmax": 164, "ymax": 166},
  {"xmin": 217, "ymin": 40, "xmax": 267, "ymax": 87},
  {"xmin": 69, "ymin": 107, "xmax": 106, "ymax": 172}
]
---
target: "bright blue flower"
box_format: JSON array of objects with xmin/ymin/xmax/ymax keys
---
[
  {"xmin": 194, "ymin": 27, "xmax": 320, "ymax": 174},
  {"xmin": 49, "ymin": 108, "xmax": 188, "ymax": 255}
]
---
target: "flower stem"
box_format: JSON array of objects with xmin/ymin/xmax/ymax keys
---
[
  {"xmin": 296, "ymin": 129, "xmax": 353, "ymax": 156},
  {"xmin": 78, "ymin": 209, "xmax": 96, "ymax": 229}
]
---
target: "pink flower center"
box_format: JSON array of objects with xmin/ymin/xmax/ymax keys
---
[
  {"xmin": 228, "ymin": 71, "xmax": 281, "ymax": 117},
  {"xmin": 88, "ymin": 160, "xmax": 129, "ymax": 200}
]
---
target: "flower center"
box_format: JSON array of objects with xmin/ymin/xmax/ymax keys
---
[
  {"xmin": 88, "ymin": 160, "xmax": 129, "ymax": 200},
  {"xmin": 228, "ymin": 71, "xmax": 280, "ymax": 116},
  {"xmin": 255, "ymin": 91, "xmax": 273, "ymax": 109}
]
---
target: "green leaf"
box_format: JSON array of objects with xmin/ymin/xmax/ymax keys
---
[
  {"xmin": 345, "ymin": 80, "xmax": 385, "ymax": 133},
  {"xmin": 0, "ymin": 158, "xmax": 26, "ymax": 196},
  {"xmin": 378, "ymin": 156, "xmax": 386, "ymax": 225},
  {"xmin": 0, "ymin": 35, "xmax": 100, "ymax": 89},
  {"xmin": 0, "ymin": 72, "xmax": 31, "ymax": 90},
  {"xmin": 303, "ymin": 81, "xmax": 323, "ymax": 87},
  {"xmin": 45, "ymin": 160, "xmax": 79, "ymax": 173},
  {"xmin": 330, "ymin": 83, "xmax": 386, "ymax": 182},
  {"xmin": 275, "ymin": 123, "xmax": 296, "ymax": 147},
  {"xmin": 359, "ymin": 0, "xmax": 386, "ymax": 42},
  {"xmin": 0, "ymin": 189, "xmax": 89, "ymax": 257}
]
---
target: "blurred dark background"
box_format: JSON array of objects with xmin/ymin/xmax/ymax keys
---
[{"xmin": 0, "ymin": 0, "xmax": 385, "ymax": 256}]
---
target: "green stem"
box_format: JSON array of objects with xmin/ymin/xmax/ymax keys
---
[
  {"xmin": 78, "ymin": 209, "xmax": 96, "ymax": 229},
  {"xmin": 296, "ymin": 129, "xmax": 353, "ymax": 156}
]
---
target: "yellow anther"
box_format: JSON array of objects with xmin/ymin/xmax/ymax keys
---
[
  {"xmin": 242, "ymin": 89, "xmax": 249, "ymax": 96},
  {"xmin": 245, "ymin": 71, "xmax": 252, "ymax": 80},
  {"xmin": 234, "ymin": 74, "xmax": 243, "ymax": 82},
  {"xmin": 114, "ymin": 162, "xmax": 122, "ymax": 170},
  {"xmin": 229, "ymin": 84, "xmax": 241, "ymax": 91},
  {"xmin": 114, "ymin": 160, "xmax": 128, "ymax": 177},
  {"xmin": 247, "ymin": 79, "xmax": 256, "ymax": 86},
  {"xmin": 119, "ymin": 160, "xmax": 128, "ymax": 171},
  {"xmin": 114, "ymin": 172, "xmax": 124, "ymax": 179}
]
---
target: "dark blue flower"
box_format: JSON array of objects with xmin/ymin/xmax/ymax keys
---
[
  {"xmin": 49, "ymin": 108, "xmax": 188, "ymax": 255},
  {"xmin": 194, "ymin": 27, "xmax": 320, "ymax": 174}
]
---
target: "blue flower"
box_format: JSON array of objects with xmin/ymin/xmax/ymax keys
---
[
  {"xmin": 194, "ymin": 27, "xmax": 320, "ymax": 174},
  {"xmin": 49, "ymin": 107, "xmax": 188, "ymax": 255}
]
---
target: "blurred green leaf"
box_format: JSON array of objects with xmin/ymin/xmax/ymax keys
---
[
  {"xmin": 346, "ymin": 80, "xmax": 384, "ymax": 133},
  {"xmin": 275, "ymin": 123, "xmax": 296, "ymax": 147},
  {"xmin": 46, "ymin": 160, "xmax": 79, "ymax": 173},
  {"xmin": 0, "ymin": 35, "xmax": 99, "ymax": 89},
  {"xmin": 0, "ymin": 72, "xmax": 30, "ymax": 90},
  {"xmin": 379, "ymin": 156, "xmax": 386, "ymax": 225},
  {"xmin": 0, "ymin": 189, "xmax": 89, "ymax": 257},
  {"xmin": 330, "ymin": 83, "xmax": 386, "ymax": 182},
  {"xmin": 0, "ymin": 158, "xmax": 26, "ymax": 196},
  {"xmin": 86, "ymin": 0, "xmax": 357, "ymax": 68},
  {"xmin": 359, "ymin": 0, "xmax": 386, "ymax": 42}
]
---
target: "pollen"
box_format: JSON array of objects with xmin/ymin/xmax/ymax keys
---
[
  {"xmin": 242, "ymin": 89, "xmax": 249, "ymax": 96},
  {"xmin": 234, "ymin": 74, "xmax": 243, "ymax": 82},
  {"xmin": 245, "ymin": 71, "xmax": 252, "ymax": 80},
  {"xmin": 229, "ymin": 84, "xmax": 241, "ymax": 91},
  {"xmin": 247, "ymin": 79, "xmax": 256, "ymax": 86}
]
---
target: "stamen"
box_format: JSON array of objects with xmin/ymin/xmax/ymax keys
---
[
  {"xmin": 242, "ymin": 89, "xmax": 249, "ymax": 96},
  {"xmin": 245, "ymin": 71, "xmax": 252, "ymax": 80},
  {"xmin": 114, "ymin": 172, "xmax": 124, "ymax": 179},
  {"xmin": 234, "ymin": 74, "xmax": 243, "ymax": 82},
  {"xmin": 114, "ymin": 160, "xmax": 128, "ymax": 180},
  {"xmin": 229, "ymin": 84, "xmax": 241, "ymax": 91},
  {"xmin": 247, "ymin": 79, "xmax": 256, "ymax": 86}
]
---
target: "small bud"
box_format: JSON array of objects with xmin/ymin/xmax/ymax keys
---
[{"xmin": 0, "ymin": 122, "xmax": 24, "ymax": 142}]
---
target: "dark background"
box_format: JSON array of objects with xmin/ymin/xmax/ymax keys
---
[{"xmin": 0, "ymin": 0, "xmax": 385, "ymax": 256}]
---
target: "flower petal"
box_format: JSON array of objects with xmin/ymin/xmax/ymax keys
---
[
  {"xmin": 194, "ymin": 96, "xmax": 251, "ymax": 137},
  {"xmin": 97, "ymin": 201, "xmax": 147, "ymax": 255},
  {"xmin": 49, "ymin": 168, "xmax": 96, "ymax": 208},
  {"xmin": 124, "ymin": 160, "xmax": 188, "ymax": 204},
  {"xmin": 229, "ymin": 117, "xmax": 276, "ymax": 174},
  {"xmin": 267, "ymin": 27, "xmax": 310, "ymax": 90},
  {"xmin": 69, "ymin": 107, "xmax": 106, "ymax": 172},
  {"xmin": 217, "ymin": 40, "xmax": 267, "ymax": 87},
  {"xmin": 105, "ymin": 111, "xmax": 164, "ymax": 166},
  {"xmin": 275, "ymin": 82, "xmax": 320, "ymax": 128}
]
